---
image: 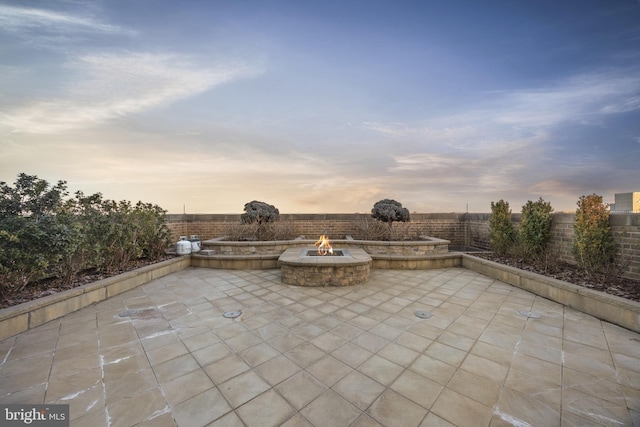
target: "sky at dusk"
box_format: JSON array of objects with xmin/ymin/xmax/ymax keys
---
[{"xmin": 1, "ymin": 0, "xmax": 639, "ymax": 214}]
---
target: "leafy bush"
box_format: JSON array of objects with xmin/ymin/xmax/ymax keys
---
[
  {"xmin": 489, "ymin": 200, "xmax": 516, "ymax": 256},
  {"xmin": 572, "ymin": 194, "xmax": 615, "ymax": 277},
  {"xmin": 371, "ymin": 199, "xmax": 411, "ymax": 240},
  {"xmin": 0, "ymin": 173, "xmax": 171, "ymax": 303},
  {"xmin": 518, "ymin": 198, "xmax": 554, "ymax": 261}
]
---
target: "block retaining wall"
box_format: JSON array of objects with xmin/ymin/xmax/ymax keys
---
[{"xmin": 168, "ymin": 212, "xmax": 640, "ymax": 280}]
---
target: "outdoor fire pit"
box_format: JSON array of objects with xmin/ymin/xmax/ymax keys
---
[{"xmin": 277, "ymin": 234, "xmax": 372, "ymax": 286}]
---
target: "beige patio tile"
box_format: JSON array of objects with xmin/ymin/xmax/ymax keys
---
[
  {"xmin": 204, "ymin": 354, "xmax": 250, "ymax": 385},
  {"xmin": 431, "ymin": 388, "xmax": 492, "ymax": 427},
  {"xmin": 510, "ymin": 353, "xmax": 562, "ymax": 385},
  {"xmin": 146, "ymin": 341, "xmax": 189, "ymax": 366},
  {"xmin": 108, "ymin": 386, "xmax": 167, "ymax": 427},
  {"xmin": 152, "ymin": 353, "xmax": 200, "ymax": 383},
  {"xmin": 284, "ymin": 342, "xmax": 325, "ymax": 367},
  {"xmin": 254, "ymin": 354, "xmax": 301, "ymax": 386},
  {"xmin": 459, "ymin": 353, "xmax": 509, "ymax": 383},
  {"xmin": 103, "ymin": 367, "xmax": 157, "ymax": 400},
  {"xmin": 280, "ymin": 414, "xmax": 314, "ymax": 427},
  {"xmin": 180, "ymin": 330, "xmax": 220, "ymax": 352},
  {"xmin": 208, "ymin": 411, "xmax": 244, "ymax": 427},
  {"xmin": 268, "ymin": 332, "xmax": 306, "ymax": 352},
  {"xmin": 409, "ymin": 354, "xmax": 457, "ymax": 386},
  {"xmin": 225, "ymin": 331, "xmax": 263, "ymax": 353},
  {"xmin": 306, "ymin": 354, "xmax": 353, "ymax": 386},
  {"xmin": 192, "ymin": 341, "xmax": 234, "ymax": 366},
  {"xmin": 275, "ymin": 370, "xmax": 327, "ymax": 410},
  {"xmin": 173, "ymin": 387, "xmax": 232, "ymax": 427},
  {"xmin": 236, "ymin": 389, "xmax": 296, "ymax": 427},
  {"xmin": 300, "ymin": 390, "xmax": 362, "ymax": 427},
  {"xmin": 420, "ymin": 412, "xmax": 456, "ymax": 427},
  {"xmin": 310, "ymin": 332, "xmax": 347, "ymax": 352},
  {"xmin": 376, "ymin": 342, "xmax": 419, "ymax": 366},
  {"xmin": 333, "ymin": 370, "xmax": 385, "ymax": 410},
  {"xmin": 503, "ymin": 367, "xmax": 561, "ymax": 411},
  {"xmin": 563, "ymin": 386, "xmax": 632, "ymax": 426},
  {"xmin": 240, "ymin": 342, "xmax": 279, "ymax": 367},
  {"xmin": 366, "ymin": 389, "xmax": 428, "ymax": 426},
  {"xmin": 330, "ymin": 323, "xmax": 364, "ymax": 340},
  {"xmin": 331, "ymin": 342, "xmax": 374, "ymax": 368},
  {"xmin": 394, "ymin": 331, "xmax": 432, "ymax": 353},
  {"xmin": 447, "ymin": 368, "xmax": 501, "ymax": 407},
  {"xmin": 160, "ymin": 369, "xmax": 213, "ymax": 405},
  {"xmin": 219, "ymin": 370, "xmax": 271, "ymax": 408},
  {"xmin": 357, "ymin": 355, "xmax": 404, "ymax": 386},
  {"xmin": 469, "ymin": 340, "xmax": 514, "ymax": 367},
  {"xmin": 389, "ymin": 369, "xmax": 443, "ymax": 408},
  {"xmin": 493, "ymin": 387, "xmax": 561, "ymax": 427},
  {"xmin": 424, "ymin": 341, "xmax": 467, "ymax": 366}
]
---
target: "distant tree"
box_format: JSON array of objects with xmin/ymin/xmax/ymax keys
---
[
  {"xmin": 572, "ymin": 194, "xmax": 615, "ymax": 278},
  {"xmin": 489, "ymin": 200, "xmax": 516, "ymax": 256},
  {"xmin": 371, "ymin": 199, "xmax": 410, "ymax": 240},
  {"xmin": 241, "ymin": 201, "xmax": 280, "ymax": 240}
]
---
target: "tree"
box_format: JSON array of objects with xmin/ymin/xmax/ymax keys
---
[
  {"xmin": 572, "ymin": 194, "xmax": 615, "ymax": 278},
  {"xmin": 519, "ymin": 198, "xmax": 554, "ymax": 261},
  {"xmin": 241, "ymin": 201, "xmax": 280, "ymax": 240},
  {"xmin": 371, "ymin": 199, "xmax": 410, "ymax": 240},
  {"xmin": 489, "ymin": 200, "xmax": 516, "ymax": 256}
]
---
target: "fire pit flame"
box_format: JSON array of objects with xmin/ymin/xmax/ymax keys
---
[{"xmin": 314, "ymin": 233, "xmax": 333, "ymax": 255}]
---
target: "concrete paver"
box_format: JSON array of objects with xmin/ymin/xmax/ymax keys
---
[{"xmin": 1, "ymin": 267, "xmax": 639, "ymax": 426}]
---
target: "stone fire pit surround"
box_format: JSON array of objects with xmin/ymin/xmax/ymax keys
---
[{"xmin": 278, "ymin": 247, "xmax": 372, "ymax": 287}]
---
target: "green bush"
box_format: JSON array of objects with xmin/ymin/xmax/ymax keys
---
[
  {"xmin": 489, "ymin": 200, "xmax": 516, "ymax": 256},
  {"xmin": 0, "ymin": 173, "xmax": 171, "ymax": 303},
  {"xmin": 572, "ymin": 194, "xmax": 614, "ymax": 277},
  {"xmin": 518, "ymin": 198, "xmax": 554, "ymax": 261}
]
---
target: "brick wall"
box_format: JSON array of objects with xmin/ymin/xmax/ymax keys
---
[{"xmin": 166, "ymin": 212, "xmax": 640, "ymax": 280}]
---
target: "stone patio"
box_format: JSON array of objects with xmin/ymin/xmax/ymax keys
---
[{"xmin": 0, "ymin": 267, "xmax": 638, "ymax": 426}]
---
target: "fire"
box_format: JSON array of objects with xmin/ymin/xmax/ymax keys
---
[{"xmin": 314, "ymin": 233, "xmax": 333, "ymax": 255}]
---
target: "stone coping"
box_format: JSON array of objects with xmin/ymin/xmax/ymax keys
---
[
  {"xmin": 0, "ymin": 257, "xmax": 190, "ymax": 341},
  {"xmin": 277, "ymin": 247, "xmax": 372, "ymax": 266},
  {"xmin": 2, "ymin": 251, "xmax": 639, "ymax": 340},
  {"xmin": 203, "ymin": 236, "xmax": 449, "ymax": 247},
  {"xmin": 462, "ymin": 254, "xmax": 640, "ymax": 333}
]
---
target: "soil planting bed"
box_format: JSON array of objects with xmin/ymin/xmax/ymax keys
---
[{"xmin": 475, "ymin": 253, "xmax": 640, "ymax": 303}]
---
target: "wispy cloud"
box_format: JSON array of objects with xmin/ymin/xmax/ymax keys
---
[
  {"xmin": 0, "ymin": 4, "xmax": 134, "ymax": 36},
  {"xmin": 0, "ymin": 52, "xmax": 264, "ymax": 133}
]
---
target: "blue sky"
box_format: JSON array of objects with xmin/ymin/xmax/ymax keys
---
[{"xmin": 1, "ymin": 0, "xmax": 639, "ymax": 214}]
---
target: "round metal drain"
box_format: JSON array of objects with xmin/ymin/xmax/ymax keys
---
[
  {"xmin": 223, "ymin": 310, "xmax": 242, "ymax": 319},
  {"xmin": 414, "ymin": 310, "xmax": 432, "ymax": 319},
  {"xmin": 518, "ymin": 310, "xmax": 541, "ymax": 319}
]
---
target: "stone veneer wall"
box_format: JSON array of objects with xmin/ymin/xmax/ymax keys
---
[{"xmin": 167, "ymin": 212, "xmax": 640, "ymax": 280}]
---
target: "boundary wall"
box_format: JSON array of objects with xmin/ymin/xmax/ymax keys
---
[{"xmin": 167, "ymin": 212, "xmax": 640, "ymax": 280}]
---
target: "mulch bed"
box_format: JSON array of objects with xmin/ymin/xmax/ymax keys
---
[
  {"xmin": 1, "ymin": 255, "xmax": 177, "ymax": 309},
  {"xmin": 2, "ymin": 253, "xmax": 638, "ymax": 309},
  {"xmin": 474, "ymin": 253, "xmax": 640, "ymax": 303}
]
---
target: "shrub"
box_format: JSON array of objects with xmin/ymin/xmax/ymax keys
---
[
  {"xmin": 572, "ymin": 194, "xmax": 615, "ymax": 277},
  {"xmin": 240, "ymin": 201, "xmax": 280, "ymax": 240},
  {"xmin": 0, "ymin": 174, "xmax": 70, "ymax": 300},
  {"xmin": 0, "ymin": 173, "xmax": 173, "ymax": 303},
  {"xmin": 371, "ymin": 199, "xmax": 411, "ymax": 240},
  {"xmin": 518, "ymin": 198, "xmax": 554, "ymax": 261},
  {"xmin": 489, "ymin": 200, "xmax": 516, "ymax": 256},
  {"xmin": 353, "ymin": 216, "xmax": 389, "ymax": 240}
]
